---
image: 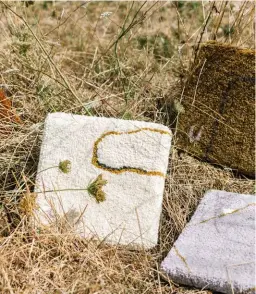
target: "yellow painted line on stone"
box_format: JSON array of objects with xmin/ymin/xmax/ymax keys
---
[{"xmin": 92, "ymin": 127, "xmax": 171, "ymax": 177}]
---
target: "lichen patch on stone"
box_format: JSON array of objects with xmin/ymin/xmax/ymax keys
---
[{"xmin": 92, "ymin": 128, "xmax": 171, "ymax": 177}]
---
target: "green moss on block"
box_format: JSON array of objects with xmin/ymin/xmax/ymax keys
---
[{"xmin": 176, "ymin": 42, "xmax": 255, "ymax": 176}]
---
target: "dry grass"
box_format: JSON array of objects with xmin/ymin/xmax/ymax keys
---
[{"xmin": 0, "ymin": 1, "xmax": 254, "ymax": 293}]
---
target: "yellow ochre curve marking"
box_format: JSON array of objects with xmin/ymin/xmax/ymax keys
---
[
  {"xmin": 173, "ymin": 246, "xmax": 191, "ymax": 272},
  {"xmin": 92, "ymin": 128, "xmax": 171, "ymax": 177}
]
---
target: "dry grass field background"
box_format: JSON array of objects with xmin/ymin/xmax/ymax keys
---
[{"xmin": 0, "ymin": 1, "xmax": 255, "ymax": 293}]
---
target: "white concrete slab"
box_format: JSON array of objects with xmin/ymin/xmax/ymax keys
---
[
  {"xmin": 161, "ymin": 190, "xmax": 256, "ymax": 293},
  {"xmin": 35, "ymin": 113, "xmax": 172, "ymax": 248}
]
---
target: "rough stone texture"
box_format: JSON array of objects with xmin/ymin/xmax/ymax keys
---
[
  {"xmin": 176, "ymin": 42, "xmax": 255, "ymax": 177},
  {"xmin": 161, "ymin": 190, "xmax": 256, "ymax": 294},
  {"xmin": 35, "ymin": 113, "xmax": 172, "ymax": 248}
]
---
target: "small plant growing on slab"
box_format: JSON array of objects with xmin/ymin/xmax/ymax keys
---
[
  {"xmin": 37, "ymin": 174, "xmax": 108, "ymax": 204},
  {"xmin": 38, "ymin": 159, "xmax": 71, "ymax": 174},
  {"xmin": 58, "ymin": 160, "xmax": 71, "ymax": 174},
  {"xmin": 86, "ymin": 174, "xmax": 107, "ymax": 203}
]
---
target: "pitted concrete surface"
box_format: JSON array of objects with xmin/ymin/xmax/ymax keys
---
[
  {"xmin": 35, "ymin": 113, "xmax": 172, "ymax": 248},
  {"xmin": 161, "ymin": 190, "xmax": 256, "ymax": 293}
]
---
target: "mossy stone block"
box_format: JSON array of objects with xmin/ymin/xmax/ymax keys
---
[{"xmin": 176, "ymin": 42, "xmax": 255, "ymax": 176}]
